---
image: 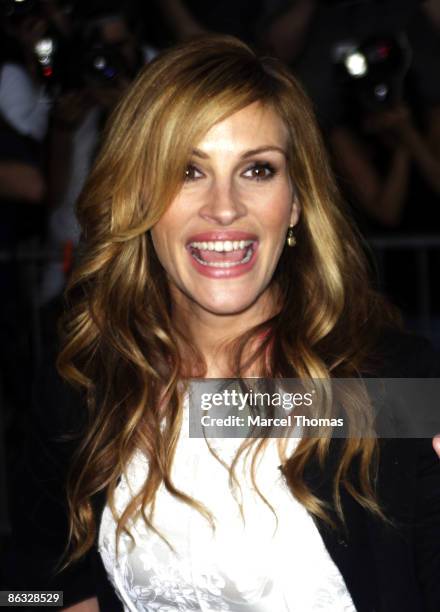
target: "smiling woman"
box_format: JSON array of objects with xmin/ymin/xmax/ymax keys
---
[{"xmin": 56, "ymin": 35, "xmax": 440, "ymax": 612}]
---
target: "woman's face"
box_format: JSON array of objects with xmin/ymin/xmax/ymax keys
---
[{"xmin": 151, "ymin": 102, "xmax": 300, "ymax": 317}]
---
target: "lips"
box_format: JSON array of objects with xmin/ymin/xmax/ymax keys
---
[{"xmin": 185, "ymin": 231, "xmax": 259, "ymax": 278}]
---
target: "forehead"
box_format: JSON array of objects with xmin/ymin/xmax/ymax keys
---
[{"xmin": 194, "ymin": 102, "xmax": 289, "ymax": 154}]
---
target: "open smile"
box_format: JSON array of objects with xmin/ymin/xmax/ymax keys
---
[
  {"xmin": 188, "ymin": 239, "xmax": 255, "ymax": 268},
  {"xmin": 185, "ymin": 232, "xmax": 259, "ymax": 278}
]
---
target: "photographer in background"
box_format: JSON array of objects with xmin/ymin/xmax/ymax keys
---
[
  {"xmin": 40, "ymin": 0, "xmax": 157, "ymax": 306},
  {"xmin": 329, "ymin": 31, "xmax": 440, "ymax": 232},
  {"xmin": 0, "ymin": 0, "xmax": 53, "ymax": 143},
  {"xmin": 327, "ymin": 8, "xmax": 440, "ymax": 330}
]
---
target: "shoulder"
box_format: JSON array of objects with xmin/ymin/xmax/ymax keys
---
[{"xmin": 362, "ymin": 325, "xmax": 440, "ymax": 378}]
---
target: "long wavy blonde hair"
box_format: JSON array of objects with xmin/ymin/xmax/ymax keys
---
[{"xmin": 58, "ymin": 34, "xmax": 400, "ymax": 563}]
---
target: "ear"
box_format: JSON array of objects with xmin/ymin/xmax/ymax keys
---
[{"xmin": 290, "ymin": 198, "xmax": 301, "ymax": 227}]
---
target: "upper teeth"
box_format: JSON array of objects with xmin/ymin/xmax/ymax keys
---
[{"xmin": 188, "ymin": 240, "xmax": 254, "ymax": 252}]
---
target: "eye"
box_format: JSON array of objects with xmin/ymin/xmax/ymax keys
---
[
  {"xmin": 184, "ymin": 164, "xmax": 203, "ymax": 181},
  {"xmin": 243, "ymin": 162, "xmax": 276, "ymax": 181}
]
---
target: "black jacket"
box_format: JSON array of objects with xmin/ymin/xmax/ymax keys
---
[{"xmin": 4, "ymin": 329, "xmax": 440, "ymax": 612}]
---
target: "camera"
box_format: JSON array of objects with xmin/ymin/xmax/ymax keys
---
[{"xmin": 334, "ymin": 33, "xmax": 412, "ymax": 111}]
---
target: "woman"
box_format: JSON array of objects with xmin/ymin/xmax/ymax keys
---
[{"xmin": 57, "ymin": 36, "xmax": 440, "ymax": 611}]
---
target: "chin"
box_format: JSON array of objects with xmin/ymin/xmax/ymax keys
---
[{"xmin": 197, "ymin": 293, "xmax": 260, "ymax": 316}]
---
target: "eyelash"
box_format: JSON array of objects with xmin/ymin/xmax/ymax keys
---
[
  {"xmin": 184, "ymin": 162, "xmax": 277, "ymax": 182},
  {"xmin": 243, "ymin": 162, "xmax": 277, "ymax": 181}
]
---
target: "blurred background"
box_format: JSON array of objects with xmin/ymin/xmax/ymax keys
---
[{"xmin": 0, "ymin": 0, "xmax": 439, "ymax": 597}]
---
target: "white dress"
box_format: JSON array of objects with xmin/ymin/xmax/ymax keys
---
[{"xmin": 98, "ymin": 396, "xmax": 357, "ymax": 612}]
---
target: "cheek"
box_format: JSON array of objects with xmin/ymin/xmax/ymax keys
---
[
  {"xmin": 150, "ymin": 193, "xmax": 189, "ymax": 248},
  {"xmin": 259, "ymin": 190, "xmax": 292, "ymax": 233}
]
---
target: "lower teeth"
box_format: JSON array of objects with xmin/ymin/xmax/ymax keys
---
[{"xmin": 192, "ymin": 246, "xmax": 253, "ymax": 267}]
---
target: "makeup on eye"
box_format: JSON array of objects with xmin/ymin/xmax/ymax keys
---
[
  {"xmin": 242, "ymin": 161, "xmax": 277, "ymax": 180},
  {"xmin": 184, "ymin": 160, "xmax": 279, "ymax": 182},
  {"xmin": 184, "ymin": 164, "xmax": 204, "ymax": 181}
]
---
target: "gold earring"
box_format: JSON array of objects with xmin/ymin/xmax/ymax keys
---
[{"xmin": 286, "ymin": 225, "xmax": 296, "ymax": 247}]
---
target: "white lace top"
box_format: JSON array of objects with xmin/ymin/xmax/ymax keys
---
[{"xmin": 98, "ymin": 396, "xmax": 357, "ymax": 611}]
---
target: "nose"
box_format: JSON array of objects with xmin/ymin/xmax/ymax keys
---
[{"xmin": 198, "ymin": 180, "xmax": 247, "ymax": 226}]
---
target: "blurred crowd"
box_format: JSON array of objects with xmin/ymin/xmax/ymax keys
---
[{"xmin": 0, "ymin": 0, "xmax": 439, "ymax": 588}]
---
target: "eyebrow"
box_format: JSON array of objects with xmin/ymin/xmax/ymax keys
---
[{"xmin": 192, "ymin": 146, "xmax": 287, "ymax": 159}]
